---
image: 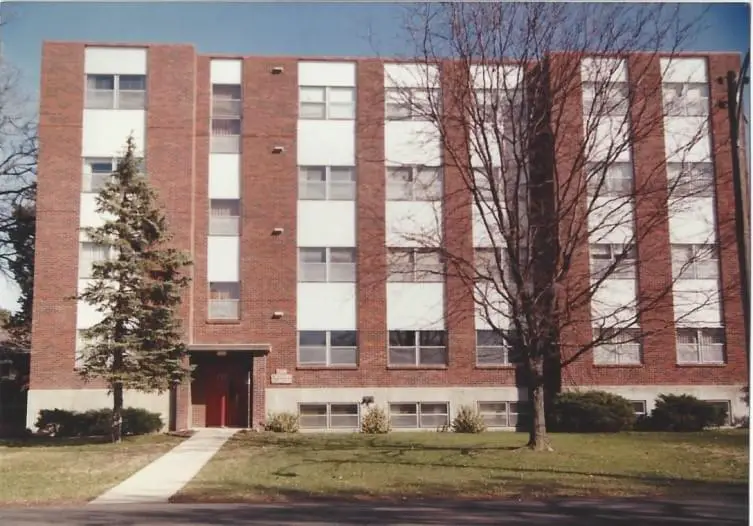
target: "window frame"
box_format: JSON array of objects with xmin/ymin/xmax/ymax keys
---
[
  {"xmin": 475, "ymin": 329, "xmax": 517, "ymax": 366},
  {"xmin": 592, "ymin": 328, "xmax": 643, "ymax": 365},
  {"xmin": 208, "ymin": 281, "xmax": 241, "ymax": 320},
  {"xmin": 477, "ymin": 401, "xmax": 527, "ymax": 428},
  {"xmin": 209, "ymin": 199, "xmax": 241, "ymax": 236},
  {"xmin": 704, "ymin": 400, "xmax": 732, "ymax": 426},
  {"xmin": 211, "ymin": 84, "xmax": 242, "ymax": 118},
  {"xmin": 589, "ymin": 243, "xmax": 637, "ymax": 280},
  {"xmin": 387, "ymin": 330, "xmax": 448, "ymax": 367},
  {"xmin": 298, "ymin": 402, "xmax": 360, "ymax": 429},
  {"xmin": 629, "ymin": 400, "xmax": 647, "ymax": 418},
  {"xmin": 676, "ymin": 327, "xmax": 726, "ymax": 365},
  {"xmin": 585, "ymin": 161, "xmax": 634, "ymax": 197},
  {"xmin": 298, "ymin": 247, "xmax": 357, "ymax": 283},
  {"xmin": 581, "ymin": 81, "xmax": 630, "ymax": 116},
  {"xmin": 297, "ymin": 330, "xmax": 359, "ymax": 367},
  {"xmin": 384, "ymin": 87, "xmax": 440, "ymax": 121},
  {"xmin": 78, "ymin": 241, "xmax": 115, "ymax": 279},
  {"xmin": 671, "ymin": 243, "xmax": 719, "ymax": 280},
  {"xmin": 82, "ymin": 157, "xmax": 145, "ymax": 193},
  {"xmin": 85, "ymin": 73, "xmax": 147, "ymax": 110},
  {"xmin": 299, "ymin": 85, "xmax": 356, "ymax": 120},
  {"xmin": 298, "ymin": 166, "xmax": 357, "ymax": 201},
  {"xmin": 385, "ymin": 165, "xmax": 444, "ymax": 202},
  {"xmin": 662, "ymin": 82, "xmax": 709, "ymax": 117},
  {"xmin": 666, "ymin": 162, "xmax": 715, "ymax": 198},
  {"xmin": 388, "ymin": 402, "xmax": 450, "ymax": 429},
  {"xmin": 387, "ymin": 247, "xmax": 444, "ymax": 283}
]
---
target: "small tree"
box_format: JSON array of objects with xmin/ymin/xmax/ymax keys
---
[
  {"xmin": 77, "ymin": 136, "xmax": 192, "ymax": 443},
  {"xmin": 4, "ymin": 184, "xmax": 35, "ymax": 348}
]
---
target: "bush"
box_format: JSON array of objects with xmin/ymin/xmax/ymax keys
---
[
  {"xmin": 264, "ymin": 412, "xmax": 299, "ymax": 433},
  {"xmin": 361, "ymin": 406, "xmax": 390, "ymax": 434},
  {"xmin": 644, "ymin": 394, "xmax": 727, "ymax": 432},
  {"xmin": 451, "ymin": 405, "xmax": 487, "ymax": 433},
  {"xmin": 35, "ymin": 407, "xmax": 163, "ymax": 437},
  {"xmin": 549, "ymin": 391, "xmax": 636, "ymax": 433}
]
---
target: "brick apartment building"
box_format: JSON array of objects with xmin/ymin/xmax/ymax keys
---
[{"xmin": 28, "ymin": 41, "xmax": 748, "ymax": 431}]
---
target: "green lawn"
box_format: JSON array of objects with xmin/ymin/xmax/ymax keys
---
[
  {"xmin": 174, "ymin": 430, "xmax": 748, "ymax": 503},
  {"xmin": 0, "ymin": 434, "xmax": 184, "ymax": 506}
]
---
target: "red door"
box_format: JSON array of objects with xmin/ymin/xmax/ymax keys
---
[{"xmin": 205, "ymin": 364, "xmax": 229, "ymax": 427}]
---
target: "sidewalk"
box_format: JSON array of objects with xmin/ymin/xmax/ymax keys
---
[{"xmin": 89, "ymin": 428, "xmax": 238, "ymax": 505}]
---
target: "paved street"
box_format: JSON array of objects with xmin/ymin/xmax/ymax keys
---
[{"xmin": 0, "ymin": 497, "xmax": 748, "ymax": 525}]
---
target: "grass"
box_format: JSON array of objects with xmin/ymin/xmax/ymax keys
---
[
  {"xmin": 174, "ymin": 430, "xmax": 748, "ymax": 503},
  {"xmin": 0, "ymin": 434, "xmax": 184, "ymax": 507}
]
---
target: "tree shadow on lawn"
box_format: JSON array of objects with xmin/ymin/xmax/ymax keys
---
[{"xmin": 0, "ymin": 436, "xmax": 113, "ymax": 448}]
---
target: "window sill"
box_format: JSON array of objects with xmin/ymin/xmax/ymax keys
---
[
  {"xmin": 475, "ymin": 364, "xmax": 517, "ymax": 370},
  {"xmin": 592, "ymin": 363, "xmax": 644, "ymax": 368},
  {"xmin": 387, "ymin": 365, "xmax": 448, "ymax": 370},
  {"xmin": 296, "ymin": 365, "xmax": 358, "ymax": 371},
  {"xmin": 206, "ymin": 319, "xmax": 242, "ymax": 325},
  {"xmin": 676, "ymin": 362, "xmax": 727, "ymax": 368}
]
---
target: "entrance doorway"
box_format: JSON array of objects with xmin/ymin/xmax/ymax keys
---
[{"xmin": 192, "ymin": 356, "xmax": 250, "ymax": 428}]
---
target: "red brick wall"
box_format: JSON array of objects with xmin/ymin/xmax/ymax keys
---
[
  {"xmin": 708, "ymin": 54, "xmax": 748, "ymax": 384},
  {"xmin": 31, "ymin": 43, "xmax": 87, "ymax": 390}
]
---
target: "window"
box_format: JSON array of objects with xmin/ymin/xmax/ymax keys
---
[
  {"xmin": 386, "ymin": 165, "xmax": 443, "ymax": 201},
  {"xmin": 388, "ymin": 330, "xmax": 447, "ymax": 366},
  {"xmin": 212, "ymin": 84, "xmax": 242, "ymax": 118},
  {"xmin": 387, "ymin": 248, "xmax": 443, "ymax": 282},
  {"xmin": 299, "ymin": 86, "xmax": 355, "ymax": 120},
  {"xmin": 299, "ymin": 403, "xmax": 360, "ymax": 429},
  {"xmin": 662, "ymin": 82, "xmax": 709, "ymax": 116},
  {"xmin": 475, "ymin": 248, "xmax": 505, "ymax": 283},
  {"xmin": 477, "ymin": 401, "xmax": 527, "ymax": 427},
  {"xmin": 298, "ymin": 331, "xmax": 358, "ymax": 367},
  {"xmin": 82, "ymin": 157, "xmax": 145, "ymax": 193},
  {"xmin": 211, "ymin": 118, "xmax": 241, "ymax": 153},
  {"xmin": 472, "ymin": 167, "xmax": 504, "ymax": 202},
  {"xmin": 705, "ymin": 400, "xmax": 731, "ymax": 426},
  {"xmin": 582, "ymin": 82, "xmax": 629, "ymax": 115},
  {"xmin": 476, "ymin": 330, "xmax": 520, "ymax": 366},
  {"xmin": 671, "ymin": 244, "xmax": 719, "ymax": 280},
  {"xmin": 586, "ymin": 162, "xmax": 634, "ymax": 197},
  {"xmin": 298, "ymin": 166, "xmax": 356, "ymax": 200},
  {"xmin": 385, "ymin": 87, "xmax": 438, "ymax": 120},
  {"xmin": 85, "ymin": 74, "xmax": 146, "ymax": 110},
  {"xmin": 593, "ymin": 328, "xmax": 642, "ymax": 365},
  {"xmin": 590, "ymin": 244, "xmax": 637, "ymax": 279},
  {"xmin": 630, "ymin": 400, "xmax": 647, "ymax": 418},
  {"xmin": 209, "ymin": 199, "xmax": 241, "ymax": 236},
  {"xmin": 208, "ymin": 282, "xmax": 240, "ymax": 320},
  {"xmin": 299, "ymin": 248, "xmax": 356, "ymax": 282},
  {"xmin": 473, "ymin": 88, "xmax": 522, "ymax": 124},
  {"xmin": 666, "ymin": 162, "xmax": 715, "ymax": 198},
  {"xmin": 389, "ymin": 402, "xmax": 449, "ymax": 429},
  {"xmin": 676, "ymin": 328, "xmax": 725, "ymax": 364},
  {"xmin": 79, "ymin": 242, "xmax": 113, "ymax": 278}
]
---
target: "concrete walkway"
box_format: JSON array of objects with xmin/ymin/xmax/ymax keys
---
[{"xmin": 89, "ymin": 428, "xmax": 238, "ymax": 505}]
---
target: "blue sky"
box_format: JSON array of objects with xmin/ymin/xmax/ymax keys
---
[{"xmin": 0, "ymin": 1, "xmax": 749, "ymax": 311}]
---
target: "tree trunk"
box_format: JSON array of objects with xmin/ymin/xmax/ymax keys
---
[
  {"xmin": 526, "ymin": 358, "xmax": 553, "ymax": 451},
  {"xmin": 112, "ymin": 382, "xmax": 123, "ymax": 443}
]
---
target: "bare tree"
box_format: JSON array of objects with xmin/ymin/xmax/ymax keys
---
[
  {"xmin": 0, "ymin": 55, "xmax": 37, "ymax": 279},
  {"xmin": 376, "ymin": 3, "xmax": 728, "ymax": 450}
]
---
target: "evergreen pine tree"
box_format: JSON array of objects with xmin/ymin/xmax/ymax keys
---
[{"xmin": 77, "ymin": 136, "xmax": 192, "ymax": 443}]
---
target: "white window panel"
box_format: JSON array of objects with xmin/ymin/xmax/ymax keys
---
[
  {"xmin": 387, "ymin": 248, "xmax": 443, "ymax": 282},
  {"xmin": 676, "ymin": 327, "xmax": 725, "ymax": 364},
  {"xmin": 666, "ymin": 162, "xmax": 715, "ymax": 198},
  {"xmin": 208, "ymin": 281, "xmax": 240, "ymax": 320},
  {"xmin": 298, "ymin": 330, "xmax": 358, "ymax": 366},
  {"xmin": 590, "ymin": 243, "xmax": 637, "ymax": 280},
  {"xmin": 593, "ymin": 328, "xmax": 642, "ymax": 365},
  {"xmin": 386, "ymin": 165, "xmax": 443, "ymax": 201},
  {"xmin": 299, "ymin": 86, "xmax": 356, "ymax": 120},
  {"xmin": 671, "ymin": 244, "xmax": 719, "ymax": 280},
  {"xmin": 388, "ymin": 330, "xmax": 447, "ymax": 366},
  {"xmin": 298, "ymin": 166, "xmax": 356, "ymax": 200}
]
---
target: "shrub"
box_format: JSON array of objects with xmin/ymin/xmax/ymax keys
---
[
  {"xmin": 361, "ymin": 406, "xmax": 390, "ymax": 434},
  {"xmin": 549, "ymin": 391, "xmax": 636, "ymax": 433},
  {"xmin": 451, "ymin": 405, "xmax": 487, "ymax": 433},
  {"xmin": 35, "ymin": 407, "xmax": 163, "ymax": 437},
  {"xmin": 645, "ymin": 394, "xmax": 727, "ymax": 432},
  {"xmin": 264, "ymin": 412, "xmax": 300, "ymax": 433}
]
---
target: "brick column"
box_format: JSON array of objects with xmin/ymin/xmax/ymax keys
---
[
  {"xmin": 629, "ymin": 54, "xmax": 677, "ymax": 384},
  {"xmin": 708, "ymin": 54, "xmax": 748, "ymax": 383},
  {"xmin": 356, "ymin": 60, "xmax": 388, "ymax": 373},
  {"xmin": 440, "ymin": 61, "xmax": 476, "ymax": 370},
  {"xmin": 146, "ymin": 44, "xmax": 198, "ymax": 429},
  {"xmin": 31, "ymin": 43, "xmax": 86, "ymax": 391}
]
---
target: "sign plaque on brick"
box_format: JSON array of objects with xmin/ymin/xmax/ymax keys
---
[{"xmin": 270, "ymin": 368, "xmax": 293, "ymax": 384}]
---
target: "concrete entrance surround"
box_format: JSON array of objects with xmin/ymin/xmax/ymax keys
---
[{"xmin": 89, "ymin": 428, "xmax": 237, "ymax": 505}]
